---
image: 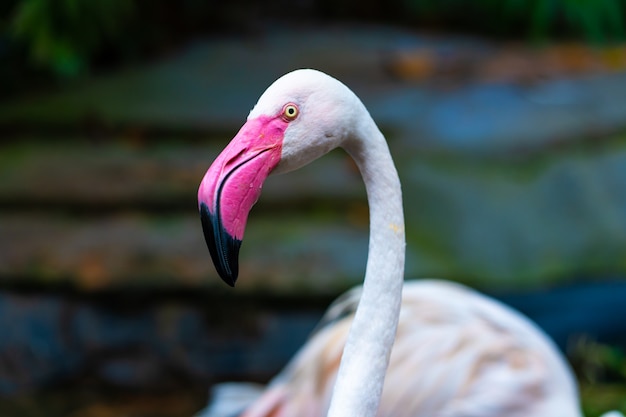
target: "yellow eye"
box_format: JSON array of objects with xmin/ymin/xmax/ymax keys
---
[{"xmin": 282, "ymin": 103, "xmax": 299, "ymax": 121}]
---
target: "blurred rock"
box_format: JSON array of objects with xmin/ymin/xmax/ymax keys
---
[{"xmin": 0, "ymin": 291, "xmax": 322, "ymax": 396}]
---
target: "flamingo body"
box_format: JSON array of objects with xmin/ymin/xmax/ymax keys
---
[{"xmin": 232, "ymin": 280, "xmax": 581, "ymax": 417}]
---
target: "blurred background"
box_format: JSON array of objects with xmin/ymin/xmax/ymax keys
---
[{"xmin": 1, "ymin": 0, "xmax": 626, "ymax": 416}]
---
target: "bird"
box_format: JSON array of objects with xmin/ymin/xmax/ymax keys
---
[
  {"xmin": 196, "ymin": 69, "xmax": 619, "ymax": 417},
  {"xmin": 199, "ymin": 280, "xmax": 586, "ymax": 417}
]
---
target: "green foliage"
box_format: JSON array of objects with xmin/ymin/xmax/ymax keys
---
[
  {"xmin": 501, "ymin": 0, "xmax": 625, "ymax": 42},
  {"xmin": 568, "ymin": 338, "xmax": 626, "ymax": 415},
  {"xmin": 406, "ymin": 0, "xmax": 626, "ymax": 42},
  {"xmin": 9, "ymin": 0, "xmax": 134, "ymax": 78},
  {"xmin": 570, "ymin": 337, "xmax": 626, "ymax": 383}
]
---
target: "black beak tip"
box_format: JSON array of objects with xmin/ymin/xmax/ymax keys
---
[{"xmin": 199, "ymin": 202, "xmax": 241, "ymax": 287}]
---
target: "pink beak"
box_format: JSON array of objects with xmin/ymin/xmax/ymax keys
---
[{"xmin": 198, "ymin": 115, "xmax": 287, "ymax": 286}]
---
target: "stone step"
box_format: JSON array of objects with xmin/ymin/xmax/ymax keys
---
[
  {"xmin": 2, "ymin": 138, "xmax": 626, "ymax": 291},
  {"xmin": 0, "ymin": 141, "xmax": 364, "ymax": 210},
  {"xmin": 0, "ymin": 213, "xmax": 369, "ymax": 293}
]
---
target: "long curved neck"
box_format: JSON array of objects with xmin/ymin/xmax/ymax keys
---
[{"xmin": 327, "ymin": 105, "xmax": 405, "ymax": 417}]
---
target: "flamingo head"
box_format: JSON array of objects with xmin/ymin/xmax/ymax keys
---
[{"xmin": 198, "ymin": 69, "xmax": 359, "ymax": 286}]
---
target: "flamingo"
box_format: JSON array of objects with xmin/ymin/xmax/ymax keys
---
[{"xmin": 197, "ymin": 69, "xmax": 618, "ymax": 417}]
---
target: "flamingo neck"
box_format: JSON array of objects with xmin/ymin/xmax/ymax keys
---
[{"xmin": 327, "ymin": 108, "xmax": 405, "ymax": 417}]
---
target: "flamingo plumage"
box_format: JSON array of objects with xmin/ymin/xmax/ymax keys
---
[{"xmin": 197, "ymin": 69, "xmax": 621, "ymax": 417}]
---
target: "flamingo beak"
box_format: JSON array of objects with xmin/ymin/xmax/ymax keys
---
[
  {"xmin": 198, "ymin": 201, "xmax": 240, "ymax": 287},
  {"xmin": 198, "ymin": 116, "xmax": 286, "ymax": 286}
]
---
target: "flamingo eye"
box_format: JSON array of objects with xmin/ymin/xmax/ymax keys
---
[{"xmin": 282, "ymin": 103, "xmax": 299, "ymax": 121}]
